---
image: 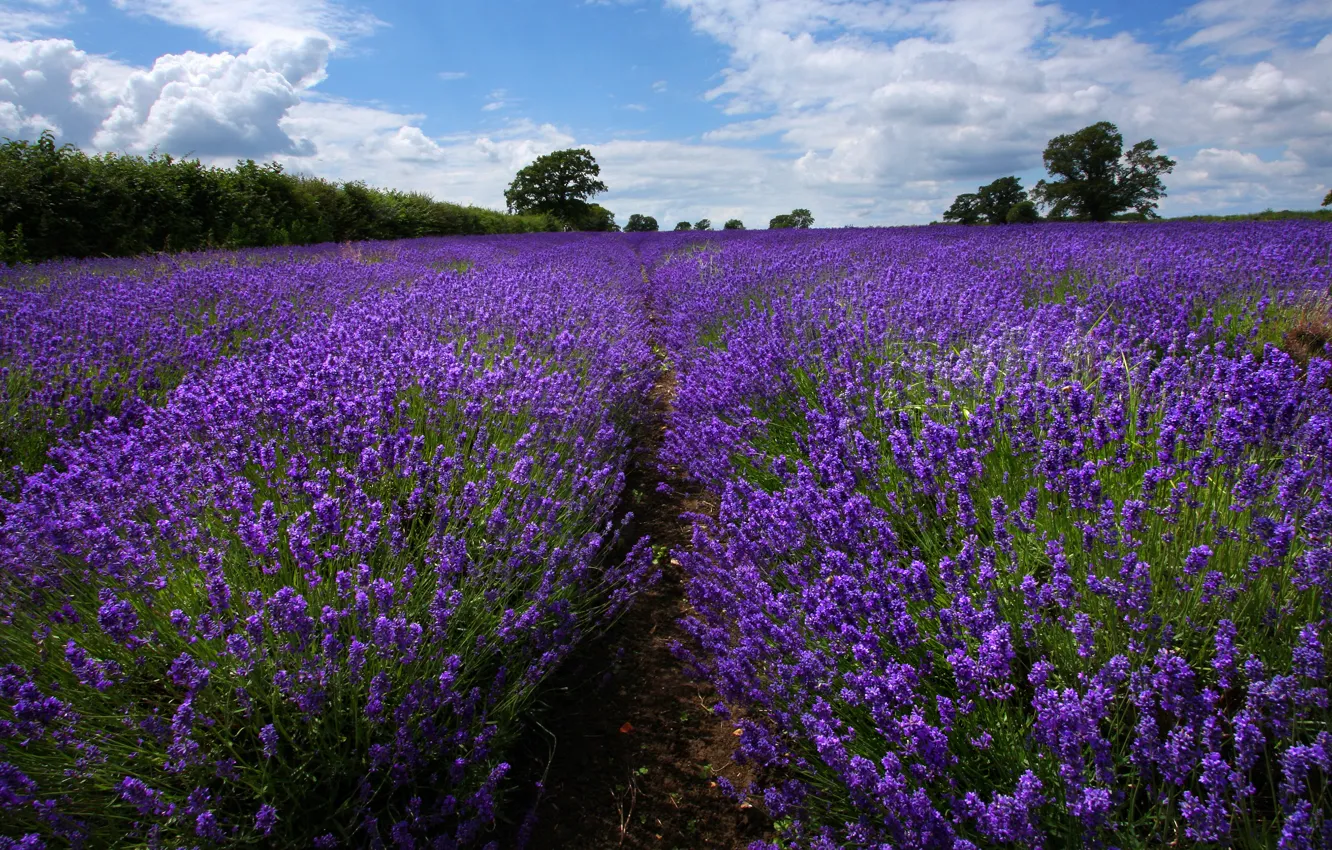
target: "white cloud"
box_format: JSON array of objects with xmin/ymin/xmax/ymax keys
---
[
  {"xmin": 91, "ymin": 38, "xmax": 327, "ymax": 156},
  {"xmin": 273, "ymin": 107, "xmax": 834, "ymax": 225},
  {"xmin": 275, "ymin": 106, "xmax": 574, "ymax": 207},
  {"xmin": 438, "ymin": 70, "xmax": 467, "ymax": 81},
  {"xmin": 648, "ymin": 0, "xmax": 1332, "ymax": 220},
  {"xmin": 481, "ymin": 88, "xmax": 511, "ymax": 112},
  {"xmin": 1, "ymin": 0, "xmax": 84, "ymax": 39},
  {"xmin": 2, "ymin": 0, "xmax": 360, "ymax": 158},
  {"xmin": 1171, "ymin": 0, "xmax": 1332, "ymax": 56},
  {"xmin": 0, "ymin": 38, "xmax": 126, "ymax": 141},
  {"xmin": 381, "ymin": 124, "xmax": 446, "ymax": 162},
  {"xmin": 110, "ymin": 0, "xmax": 381, "ymax": 49}
]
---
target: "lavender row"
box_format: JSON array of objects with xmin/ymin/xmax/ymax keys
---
[
  {"xmin": 658, "ymin": 223, "xmax": 1332, "ymax": 848},
  {"xmin": 0, "ymin": 236, "xmax": 657, "ymax": 847},
  {"xmin": 0, "ymin": 239, "xmax": 498, "ymax": 494}
]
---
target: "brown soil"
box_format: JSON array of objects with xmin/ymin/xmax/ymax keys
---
[
  {"xmin": 501, "ymin": 304, "xmax": 770, "ymax": 848},
  {"xmin": 1280, "ymin": 298, "xmax": 1332, "ymax": 371}
]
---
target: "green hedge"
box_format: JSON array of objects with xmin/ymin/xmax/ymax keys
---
[
  {"xmin": 1164, "ymin": 208, "xmax": 1332, "ymax": 223},
  {"xmin": 0, "ymin": 133, "xmax": 560, "ymax": 263}
]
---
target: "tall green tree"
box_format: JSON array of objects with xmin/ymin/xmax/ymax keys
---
[
  {"xmin": 694, "ymin": 218, "xmax": 712, "ymax": 231},
  {"xmin": 942, "ymin": 193, "xmax": 983, "ymax": 225},
  {"xmin": 1323, "ymin": 189, "xmax": 1331, "ymax": 207},
  {"xmin": 723, "ymin": 219, "xmax": 744, "ymax": 230},
  {"xmin": 624, "ymin": 213, "xmax": 659, "ymax": 232},
  {"xmin": 769, "ymin": 208, "xmax": 814, "ymax": 229},
  {"xmin": 1032, "ymin": 122, "xmax": 1175, "ymax": 221},
  {"xmin": 977, "ymin": 176, "xmax": 1027, "ymax": 224},
  {"xmin": 503, "ymin": 148, "xmax": 608, "ymax": 227},
  {"xmin": 673, "ymin": 221, "xmax": 692, "ymax": 231}
]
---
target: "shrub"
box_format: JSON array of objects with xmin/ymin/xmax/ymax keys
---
[
  {"xmin": 0, "ymin": 134, "xmax": 557, "ymax": 264},
  {"xmin": 1006, "ymin": 199, "xmax": 1040, "ymax": 224}
]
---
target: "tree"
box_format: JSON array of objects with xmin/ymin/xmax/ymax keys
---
[
  {"xmin": 1031, "ymin": 122, "xmax": 1175, "ymax": 221},
  {"xmin": 769, "ymin": 208, "xmax": 814, "ymax": 229},
  {"xmin": 694, "ymin": 218, "xmax": 712, "ymax": 231},
  {"xmin": 723, "ymin": 219, "xmax": 744, "ymax": 230},
  {"xmin": 942, "ymin": 193, "xmax": 982, "ymax": 225},
  {"xmin": 503, "ymin": 148, "xmax": 608, "ymax": 227},
  {"xmin": 625, "ymin": 213, "xmax": 658, "ymax": 232},
  {"xmin": 673, "ymin": 221, "xmax": 692, "ymax": 231},
  {"xmin": 977, "ymin": 176, "xmax": 1027, "ymax": 224},
  {"xmin": 1323, "ymin": 189, "xmax": 1331, "ymax": 207},
  {"xmin": 1006, "ymin": 199, "xmax": 1040, "ymax": 224},
  {"xmin": 567, "ymin": 203, "xmax": 618, "ymax": 232}
]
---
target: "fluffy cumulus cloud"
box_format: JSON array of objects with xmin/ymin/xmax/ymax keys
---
[
  {"xmin": 657, "ymin": 0, "xmax": 1332, "ymax": 221},
  {"xmin": 0, "ymin": 38, "xmax": 126, "ymax": 141},
  {"xmin": 0, "ymin": 0, "xmax": 370, "ymax": 158},
  {"xmin": 93, "ymin": 38, "xmax": 328, "ymax": 156}
]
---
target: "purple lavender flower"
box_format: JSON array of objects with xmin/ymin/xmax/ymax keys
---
[
  {"xmin": 259, "ymin": 724, "xmax": 278, "ymax": 760},
  {"xmin": 96, "ymin": 591, "xmax": 138, "ymax": 643},
  {"xmin": 254, "ymin": 803, "xmax": 277, "ymax": 836}
]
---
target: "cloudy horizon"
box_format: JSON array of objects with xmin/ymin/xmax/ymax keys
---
[{"xmin": 2, "ymin": 0, "xmax": 1330, "ymax": 226}]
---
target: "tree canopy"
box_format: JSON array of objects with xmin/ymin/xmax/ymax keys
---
[
  {"xmin": 723, "ymin": 219, "xmax": 744, "ymax": 230},
  {"xmin": 1323, "ymin": 190, "xmax": 1331, "ymax": 207},
  {"xmin": 503, "ymin": 148, "xmax": 609, "ymax": 228},
  {"xmin": 942, "ymin": 193, "xmax": 982, "ymax": 225},
  {"xmin": 624, "ymin": 213, "xmax": 659, "ymax": 232},
  {"xmin": 673, "ymin": 221, "xmax": 692, "ymax": 231},
  {"xmin": 694, "ymin": 219, "xmax": 712, "ymax": 231},
  {"xmin": 943, "ymin": 177, "xmax": 1027, "ymax": 225},
  {"xmin": 1006, "ymin": 199, "xmax": 1040, "ymax": 224},
  {"xmin": 568, "ymin": 204, "xmax": 618, "ymax": 232},
  {"xmin": 769, "ymin": 208, "xmax": 814, "ymax": 229},
  {"xmin": 1032, "ymin": 122, "xmax": 1175, "ymax": 221},
  {"xmin": 977, "ymin": 177, "xmax": 1027, "ymax": 224}
]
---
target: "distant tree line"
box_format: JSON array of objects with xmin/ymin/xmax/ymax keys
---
[
  {"xmin": 1167, "ymin": 209, "xmax": 1332, "ymax": 223},
  {"xmin": 943, "ymin": 121, "xmax": 1176, "ymax": 224},
  {"xmin": 0, "ymin": 132, "xmax": 561, "ymax": 264},
  {"xmin": 621, "ymin": 208, "xmax": 810, "ymax": 233},
  {"xmin": 505, "ymin": 147, "xmax": 821, "ymax": 234}
]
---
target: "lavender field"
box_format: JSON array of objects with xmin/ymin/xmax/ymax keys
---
[{"xmin": 2, "ymin": 222, "xmax": 1332, "ymax": 848}]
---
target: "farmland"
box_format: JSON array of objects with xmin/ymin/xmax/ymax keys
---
[{"xmin": 2, "ymin": 221, "xmax": 1332, "ymax": 848}]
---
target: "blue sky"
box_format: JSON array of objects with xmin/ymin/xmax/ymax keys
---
[{"xmin": 2, "ymin": 0, "xmax": 1331, "ymax": 225}]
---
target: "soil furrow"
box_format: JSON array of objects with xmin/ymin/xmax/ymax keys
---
[{"xmin": 505, "ymin": 278, "xmax": 768, "ymax": 849}]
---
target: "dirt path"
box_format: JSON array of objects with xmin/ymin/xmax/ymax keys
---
[{"xmin": 505, "ymin": 278, "xmax": 769, "ymax": 848}]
